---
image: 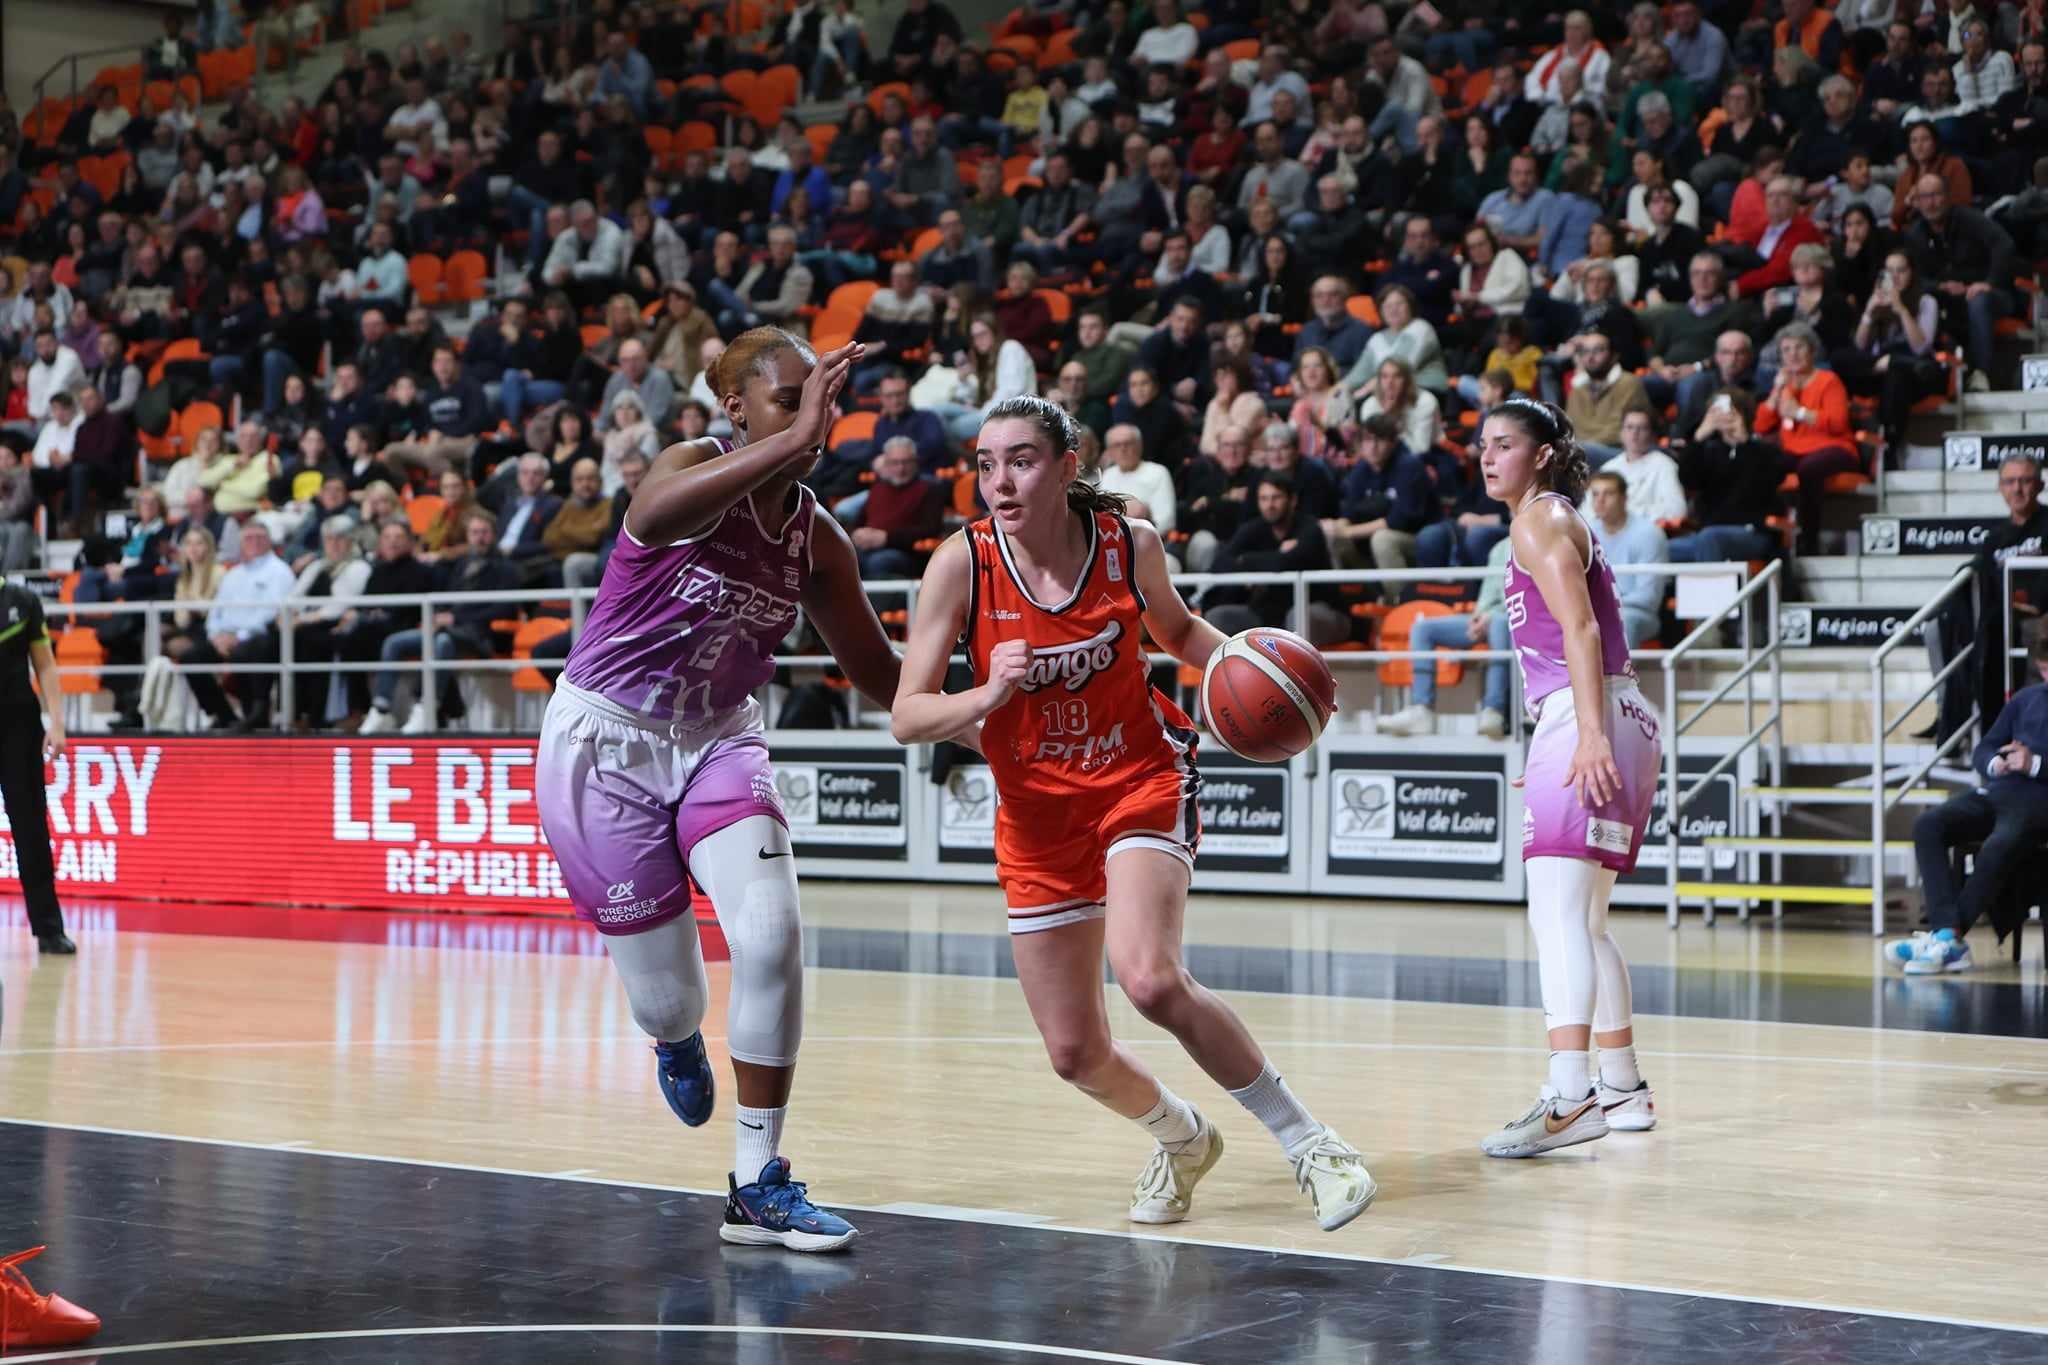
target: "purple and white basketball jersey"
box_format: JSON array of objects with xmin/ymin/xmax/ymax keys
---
[
  {"xmin": 563, "ymin": 462, "xmax": 817, "ymax": 724},
  {"xmin": 1501, "ymin": 492, "xmax": 1638, "ymax": 713}
]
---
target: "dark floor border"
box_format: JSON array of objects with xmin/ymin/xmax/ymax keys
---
[{"xmin": 1, "ymin": 1120, "xmax": 2042, "ymax": 1365}]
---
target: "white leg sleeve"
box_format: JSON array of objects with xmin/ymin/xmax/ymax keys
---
[
  {"xmin": 1525, "ymin": 856, "xmax": 1602, "ymax": 1030},
  {"xmin": 1587, "ymin": 865, "xmax": 1634, "ymax": 1033},
  {"xmin": 687, "ymin": 815, "xmax": 804, "ymax": 1068},
  {"xmin": 603, "ymin": 914, "xmax": 711, "ymax": 1044}
]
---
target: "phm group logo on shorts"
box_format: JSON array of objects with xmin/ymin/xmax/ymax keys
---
[{"xmin": 938, "ymin": 766, "xmax": 998, "ymax": 848}]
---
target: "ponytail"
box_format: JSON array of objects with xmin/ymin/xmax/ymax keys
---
[{"xmin": 1067, "ymin": 481, "xmax": 1128, "ymax": 515}]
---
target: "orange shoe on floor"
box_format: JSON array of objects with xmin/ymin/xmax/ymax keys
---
[{"xmin": 1, "ymin": 1245, "xmax": 102, "ymax": 1349}]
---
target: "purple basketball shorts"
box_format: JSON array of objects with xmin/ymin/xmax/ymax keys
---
[
  {"xmin": 1521, "ymin": 678, "xmax": 1663, "ymax": 874},
  {"xmin": 536, "ymin": 681, "xmax": 787, "ymax": 934}
]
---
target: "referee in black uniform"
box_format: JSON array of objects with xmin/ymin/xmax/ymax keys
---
[{"xmin": 0, "ymin": 577, "xmax": 71, "ymax": 953}]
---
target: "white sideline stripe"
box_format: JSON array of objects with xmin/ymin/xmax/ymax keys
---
[
  {"xmin": 0, "ymin": 1324, "xmax": 1182, "ymax": 1364},
  {"xmin": 871, "ymin": 1201, "xmax": 1058, "ymax": 1227},
  {"xmin": 4, "ymin": 1033, "xmax": 2046, "ymax": 1077},
  {"xmin": 0, "ymin": 1116, "xmax": 2042, "ymax": 1341}
]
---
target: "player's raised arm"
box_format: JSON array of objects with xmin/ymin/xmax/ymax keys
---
[
  {"xmin": 1128, "ymin": 520, "xmax": 1227, "ymax": 672},
  {"xmin": 625, "ymin": 339, "xmax": 862, "ymax": 545},
  {"xmin": 891, "ymin": 533, "xmax": 1013, "ymax": 744},
  {"xmin": 801, "ymin": 512, "xmax": 904, "ymax": 711}
]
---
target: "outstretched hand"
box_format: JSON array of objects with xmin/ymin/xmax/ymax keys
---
[{"xmin": 786, "ymin": 342, "xmax": 864, "ymax": 459}]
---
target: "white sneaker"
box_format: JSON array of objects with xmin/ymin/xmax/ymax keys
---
[
  {"xmin": 357, "ymin": 707, "xmax": 396, "ymax": 734},
  {"xmin": 1378, "ymin": 703, "xmax": 1437, "ymax": 736},
  {"xmin": 1596, "ymin": 1079, "xmax": 1656, "ymax": 1132},
  {"xmin": 1290, "ymin": 1126, "xmax": 1376, "ymax": 1231},
  {"xmin": 400, "ymin": 704, "xmax": 434, "ymax": 734},
  {"xmin": 1479, "ymin": 1085, "xmax": 1608, "ymax": 1158},
  {"xmin": 1129, "ymin": 1120, "xmax": 1223, "ymax": 1225},
  {"xmin": 1883, "ymin": 931, "xmax": 1934, "ymax": 967},
  {"xmin": 1476, "ymin": 707, "xmax": 1507, "ymax": 739}
]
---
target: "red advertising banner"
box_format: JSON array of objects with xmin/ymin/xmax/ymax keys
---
[{"xmin": 0, "ymin": 738, "xmax": 578, "ymax": 915}]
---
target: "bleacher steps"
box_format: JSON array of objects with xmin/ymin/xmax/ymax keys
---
[
  {"xmin": 1702, "ymin": 836, "xmax": 1910, "ymax": 853},
  {"xmin": 1673, "ymin": 882, "xmax": 1874, "ymax": 905},
  {"xmin": 1744, "ymin": 785, "xmax": 1948, "ymax": 805}
]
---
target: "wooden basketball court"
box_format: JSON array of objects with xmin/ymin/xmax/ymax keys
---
[{"xmin": 3, "ymin": 886, "xmax": 2045, "ymax": 1362}]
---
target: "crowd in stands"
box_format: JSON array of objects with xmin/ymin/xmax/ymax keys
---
[{"xmin": 0, "ymin": 0, "xmax": 2044, "ymax": 731}]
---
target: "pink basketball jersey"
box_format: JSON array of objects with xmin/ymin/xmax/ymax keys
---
[{"xmin": 1502, "ymin": 492, "xmax": 1638, "ymax": 711}]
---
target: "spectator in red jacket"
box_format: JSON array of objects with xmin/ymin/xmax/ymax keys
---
[
  {"xmin": 1731, "ymin": 177, "xmax": 1823, "ymax": 300},
  {"xmin": 848, "ymin": 437, "xmax": 948, "ymax": 579}
]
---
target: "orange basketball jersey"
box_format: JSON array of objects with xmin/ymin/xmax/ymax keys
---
[{"xmin": 962, "ymin": 509, "xmax": 1199, "ymax": 806}]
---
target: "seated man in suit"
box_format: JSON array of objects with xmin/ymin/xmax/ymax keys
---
[{"xmin": 1896, "ymin": 634, "xmax": 2048, "ymax": 975}]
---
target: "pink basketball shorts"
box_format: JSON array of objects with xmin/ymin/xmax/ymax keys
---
[{"xmin": 1521, "ymin": 678, "xmax": 1663, "ymax": 874}]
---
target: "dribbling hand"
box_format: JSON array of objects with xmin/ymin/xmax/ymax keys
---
[
  {"xmin": 982, "ymin": 638, "xmax": 1031, "ymax": 709},
  {"xmin": 1565, "ymin": 729, "xmax": 1622, "ymax": 809}
]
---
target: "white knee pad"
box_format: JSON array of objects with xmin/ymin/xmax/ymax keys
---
[
  {"xmin": 688, "ymin": 816, "xmax": 805, "ymax": 1068},
  {"xmin": 603, "ymin": 915, "xmax": 711, "ymax": 1044},
  {"xmin": 1525, "ymin": 856, "xmax": 1603, "ymax": 1030},
  {"xmin": 1586, "ymin": 866, "xmax": 1634, "ymax": 1034}
]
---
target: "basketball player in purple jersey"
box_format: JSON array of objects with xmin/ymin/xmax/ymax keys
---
[
  {"xmin": 538, "ymin": 328, "xmax": 927, "ymax": 1250},
  {"xmin": 1475, "ymin": 399, "xmax": 1664, "ymax": 1158}
]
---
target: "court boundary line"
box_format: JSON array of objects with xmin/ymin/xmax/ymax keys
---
[
  {"xmin": 0, "ymin": 1322, "xmax": 1185, "ymax": 1364},
  {"xmin": 4, "ymin": 1033, "xmax": 2046, "ymax": 1077},
  {"xmin": 3, "ymin": 1115, "xmax": 2043, "ymax": 1341}
]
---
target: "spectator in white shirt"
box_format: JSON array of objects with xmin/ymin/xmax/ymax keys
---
[
  {"xmin": 1588, "ymin": 409, "xmax": 1688, "ymax": 524},
  {"xmin": 1525, "ymin": 10, "xmax": 1611, "ymax": 103},
  {"xmin": 30, "ymin": 394, "xmax": 82, "ymax": 484},
  {"xmin": 1096, "ymin": 423, "xmax": 1179, "ymax": 535},
  {"xmin": 1953, "ymin": 17, "xmax": 2018, "ymax": 113},
  {"xmin": 384, "ymin": 77, "xmax": 446, "ymax": 159},
  {"xmin": 354, "ymin": 222, "xmax": 410, "ymax": 316},
  {"xmin": 26, "ymin": 331, "xmax": 86, "ymax": 422},
  {"xmin": 543, "ymin": 200, "xmax": 630, "ymax": 310},
  {"xmin": 1132, "ymin": 0, "xmax": 1199, "ymax": 68},
  {"xmin": 187, "ymin": 521, "xmax": 300, "ymax": 729}
]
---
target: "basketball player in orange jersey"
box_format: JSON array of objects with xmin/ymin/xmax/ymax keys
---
[{"xmin": 893, "ymin": 396, "xmax": 1377, "ymax": 1232}]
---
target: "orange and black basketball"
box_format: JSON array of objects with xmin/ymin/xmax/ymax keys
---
[{"xmin": 1199, "ymin": 628, "xmax": 1337, "ymax": 763}]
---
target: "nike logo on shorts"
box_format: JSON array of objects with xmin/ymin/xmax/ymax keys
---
[{"xmin": 758, "ymin": 847, "xmax": 790, "ymax": 860}]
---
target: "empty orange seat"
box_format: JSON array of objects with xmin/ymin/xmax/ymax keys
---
[
  {"xmin": 408, "ymin": 253, "xmax": 445, "ymax": 306},
  {"xmin": 1376, "ymin": 600, "xmax": 1459, "ymax": 689}
]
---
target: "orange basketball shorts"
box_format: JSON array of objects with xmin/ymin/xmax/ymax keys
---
[{"xmin": 993, "ymin": 766, "xmax": 1201, "ymax": 934}]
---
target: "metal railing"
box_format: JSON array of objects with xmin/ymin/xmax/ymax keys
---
[
  {"xmin": 1655, "ymin": 559, "xmax": 1784, "ymax": 929},
  {"xmin": 1868, "ymin": 565, "xmax": 1978, "ymax": 936},
  {"xmin": 46, "ymin": 561, "xmax": 1758, "ymax": 739}
]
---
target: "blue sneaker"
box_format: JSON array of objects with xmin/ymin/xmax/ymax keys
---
[
  {"xmin": 1884, "ymin": 931, "xmax": 1934, "ymax": 966},
  {"xmin": 653, "ymin": 1033, "xmax": 715, "ymax": 1127},
  {"xmin": 1903, "ymin": 929, "xmax": 1974, "ymax": 975},
  {"xmin": 720, "ymin": 1158, "xmax": 858, "ymax": 1252}
]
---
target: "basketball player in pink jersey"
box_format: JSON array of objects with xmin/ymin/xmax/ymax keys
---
[
  {"xmin": 537, "ymin": 328, "xmax": 936, "ymax": 1250},
  {"xmin": 1476, "ymin": 398, "xmax": 1664, "ymax": 1158}
]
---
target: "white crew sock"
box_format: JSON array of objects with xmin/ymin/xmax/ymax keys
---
[
  {"xmin": 735, "ymin": 1104, "xmax": 785, "ymax": 1183},
  {"xmin": 1549, "ymin": 1049, "xmax": 1592, "ymax": 1100},
  {"xmin": 1599, "ymin": 1044, "xmax": 1641, "ymax": 1091},
  {"xmin": 1137, "ymin": 1087, "xmax": 1205, "ymax": 1154},
  {"xmin": 1227, "ymin": 1060, "xmax": 1321, "ymax": 1157}
]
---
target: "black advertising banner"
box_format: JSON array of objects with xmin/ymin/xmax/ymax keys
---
[
  {"xmin": 1861, "ymin": 515, "xmax": 2005, "ymax": 556},
  {"xmin": 1777, "ymin": 604, "xmax": 1913, "ymax": 648},
  {"xmin": 1325, "ymin": 752, "xmax": 1506, "ymax": 881},
  {"xmin": 1944, "ymin": 432, "xmax": 2048, "ymax": 471},
  {"xmin": 769, "ymin": 747, "xmax": 909, "ymax": 861},
  {"xmin": 1195, "ymin": 760, "xmax": 1291, "ymax": 873},
  {"xmin": 1622, "ymin": 751, "xmax": 1740, "ymax": 884}
]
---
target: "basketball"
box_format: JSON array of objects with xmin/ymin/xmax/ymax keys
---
[{"xmin": 1200, "ymin": 628, "xmax": 1339, "ymax": 762}]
